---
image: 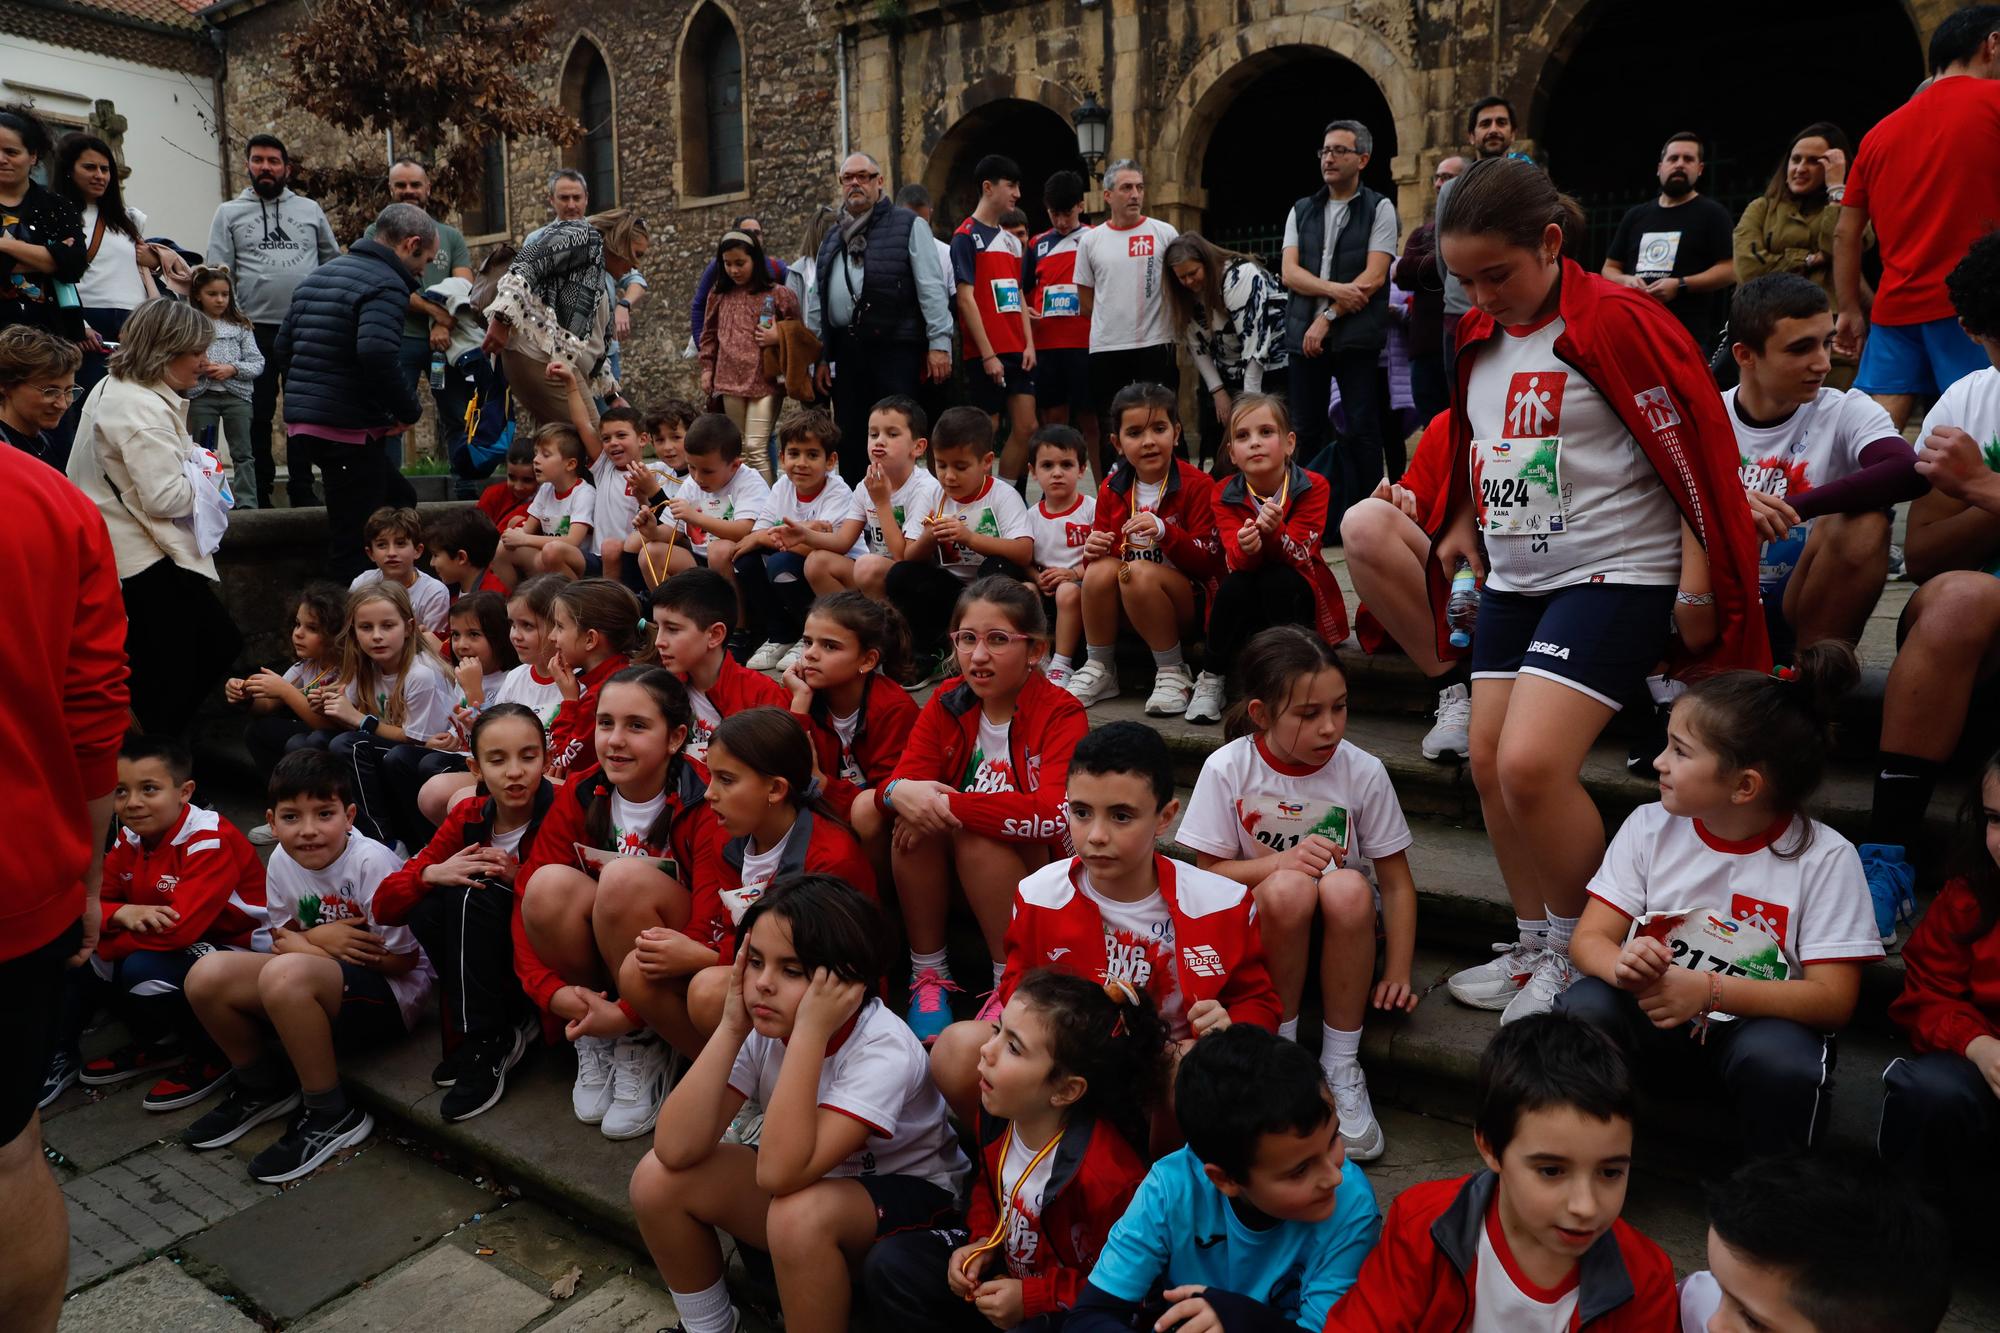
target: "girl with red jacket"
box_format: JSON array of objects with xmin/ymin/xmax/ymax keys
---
[
  {"xmin": 1066, "ymin": 382, "xmax": 1226, "ymax": 723},
  {"xmin": 373, "ymin": 704, "xmax": 554, "ymax": 1123},
  {"xmin": 1208, "ymin": 395, "xmax": 1349, "ymax": 683},
  {"xmin": 880, "ymin": 576, "xmax": 1088, "ymax": 1043},
  {"xmin": 1430, "ymin": 157, "xmax": 1769, "ymax": 1026},
  {"xmin": 863, "ymin": 971, "xmax": 1164, "ymax": 1331},
  {"xmin": 518, "ymin": 666, "xmax": 725, "ymax": 1141},
  {"xmin": 781, "ymin": 591, "xmax": 920, "ymax": 884},
  {"xmin": 1881, "ymin": 750, "xmax": 2000, "ymax": 1193},
  {"xmin": 544, "ymin": 578, "xmax": 641, "ymax": 781},
  {"xmin": 620, "ymin": 707, "xmax": 875, "ymax": 1063}
]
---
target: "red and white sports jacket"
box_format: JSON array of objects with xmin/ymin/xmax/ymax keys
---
[
  {"xmin": 1214, "ymin": 462, "xmax": 1349, "ymax": 646},
  {"xmin": 1091, "ymin": 459, "xmax": 1224, "ymax": 597},
  {"xmin": 685, "ymin": 652, "xmax": 791, "ymax": 769},
  {"xmin": 997, "ymin": 855, "xmax": 1281, "ymax": 1032},
  {"xmin": 883, "ymin": 671, "xmax": 1087, "ymax": 847},
  {"xmin": 800, "ymin": 673, "xmax": 920, "ymax": 816},
  {"xmin": 694, "ymin": 808, "xmax": 879, "ymax": 963},
  {"xmin": 547, "ymin": 653, "xmax": 630, "ymax": 781},
  {"xmin": 97, "ymin": 806, "xmax": 269, "ymax": 962}
]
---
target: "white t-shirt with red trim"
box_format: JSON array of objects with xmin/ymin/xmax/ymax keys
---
[
  {"xmin": 1469, "ymin": 1198, "xmax": 1581, "ymax": 1333},
  {"xmin": 1028, "ymin": 494, "xmax": 1096, "ymax": 571},
  {"xmin": 266, "ymin": 830, "xmax": 435, "ymax": 1029},
  {"xmin": 727, "ymin": 997, "xmax": 967, "ymax": 1189},
  {"xmin": 851, "ymin": 466, "xmax": 945, "ymax": 558},
  {"xmin": 492, "ymin": 662, "xmax": 566, "ymax": 741},
  {"xmin": 766, "ymin": 473, "xmax": 867, "ymax": 559},
  {"xmin": 680, "ymin": 462, "xmax": 773, "ymax": 554},
  {"xmin": 1177, "ymin": 734, "xmax": 1413, "ymax": 878},
  {"xmin": 1072, "ymin": 216, "xmax": 1180, "ymax": 352},
  {"xmin": 936, "ymin": 475, "xmax": 1032, "ymax": 582},
  {"xmin": 1586, "ymin": 802, "xmax": 1883, "ymax": 1006},
  {"xmin": 998, "ymin": 1126, "xmax": 1061, "ymax": 1274},
  {"xmin": 528, "ymin": 479, "xmax": 598, "ymax": 542}
]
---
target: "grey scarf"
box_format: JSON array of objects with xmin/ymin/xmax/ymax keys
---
[{"xmin": 839, "ymin": 199, "xmax": 879, "ymax": 261}]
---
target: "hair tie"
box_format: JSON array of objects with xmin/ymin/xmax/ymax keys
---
[
  {"xmin": 805, "ymin": 775, "xmax": 823, "ymax": 800},
  {"xmin": 1771, "ymin": 664, "xmax": 1798, "ymax": 682}
]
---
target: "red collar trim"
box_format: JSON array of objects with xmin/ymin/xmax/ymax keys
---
[
  {"xmin": 1484, "ymin": 1196, "xmax": 1582, "ymax": 1303},
  {"xmin": 1105, "ymin": 216, "xmax": 1152, "ymax": 232},
  {"xmin": 1038, "ymin": 495, "xmax": 1085, "ymax": 519},
  {"xmin": 529, "ymin": 665, "xmax": 557, "ymax": 686},
  {"xmin": 949, "ymin": 475, "xmax": 996, "ymax": 506},
  {"xmin": 794, "ymin": 482, "xmax": 827, "ymax": 504},
  {"xmin": 1254, "ymin": 733, "xmax": 1328, "ymax": 778},
  {"xmin": 552, "ymin": 480, "xmax": 581, "ymax": 499},
  {"xmin": 779, "ymin": 1006, "xmax": 864, "ymax": 1054},
  {"xmin": 1502, "ymin": 306, "xmax": 1563, "ymax": 338},
  {"xmin": 1693, "ymin": 812, "xmax": 1795, "ymax": 855}
]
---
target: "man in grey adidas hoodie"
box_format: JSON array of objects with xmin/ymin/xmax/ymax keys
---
[{"xmin": 206, "ymin": 134, "xmax": 339, "ymax": 508}]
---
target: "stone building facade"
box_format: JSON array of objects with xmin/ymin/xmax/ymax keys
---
[{"xmin": 199, "ymin": 0, "xmax": 1956, "ymax": 412}]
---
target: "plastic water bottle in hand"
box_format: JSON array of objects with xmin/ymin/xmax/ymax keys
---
[{"xmin": 1447, "ymin": 559, "xmax": 1479, "ymax": 649}]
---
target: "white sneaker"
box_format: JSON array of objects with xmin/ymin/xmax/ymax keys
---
[
  {"xmin": 1044, "ymin": 661, "xmax": 1072, "ymax": 689},
  {"xmin": 1144, "ymin": 665, "xmax": 1194, "ymax": 716},
  {"xmin": 1184, "ymin": 671, "xmax": 1226, "ymax": 724},
  {"xmin": 746, "ymin": 640, "xmax": 790, "ymax": 672},
  {"xmin": 774, "ymin": 639, "xmax": 807, "ymax": 673},
  {"xmin": 248, "ymin": 822, "xmax": 279, "ymax": 847},
  {"xmin": 1065, "ymin": 659, "xmax": 1119, "ymax": 707},
  {"xmin": 570, "ymin": 1034, "xmax": 616, "ymax": 1124},
  {"xmin": 600, "ymin": 1032, "xmax": 676, "ymax": 1139},
  {"xmin": 1327, "ymin": 1061, "xmax": 1384, "ymax": 1161},
  {"xmin": 1447, "ymin": 939, "xmax": 1546, "ymax": 1011},
  {"xmin": 1501, "ymin": 949, "xmax": 1580, "ymax": 1026},
  {"xmin": 1421, "ymin": 683, "xmax": 1471, "ymax": 761},
  {"xmin": 722, "ymin": 1098, "xmax": 765, "ymax": 1147}
]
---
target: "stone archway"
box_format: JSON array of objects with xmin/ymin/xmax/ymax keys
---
[{"xmin": 921, "ymin": 90, "xmax": 1086, "ymax": 233}]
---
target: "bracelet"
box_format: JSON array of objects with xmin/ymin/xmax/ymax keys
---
[
  {"xmin": 881, "ymin": 778, "xmax": 901, "ymax": 813},
  {"xmin": 1826, "ymin": 184, "xmax": 1846, "ymax": 203},
  {"xmin": 1675, "ymin": 590, "xmax": 1715, "ymax": 606}
]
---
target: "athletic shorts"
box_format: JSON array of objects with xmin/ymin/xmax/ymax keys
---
[
  {"xmin": 855, "ymin": 1172, "xmax": 961, "ymax": 1238},
  {"xmin": 1034, "ymin": 347, "xmax": 1092, "ymax": 414},
  {"xmin": 581, "ymin": 547, "xmax": 604, "ymax": 577},
  {"xmin": 1855, "ymin": 315, "xmax": 1989, "ymax": 398},
  {"xmin": 1088, "ymin": 345, "xmax": 1179, "ymax": 423},
  {"xmin": 0, "ymin": 919, "xmax": 81, "ymax": 1142},
  {"xmin": 1469, "ymin": 582, "xmax": 1675, "ymax": 711},
  {"xmin": 333, "ymin": 962, "xmax": 409, "ymax": 1049},
  {"xmin": 964, "ymin": 352, "xmax": 1034, "ymax": 415}
]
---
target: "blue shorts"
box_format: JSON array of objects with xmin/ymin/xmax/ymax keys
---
[
  {"xmin": 1469, "ymin": 583, "xmax": 1676, "ymax": 711},
  {"xmin": 1855, "ymin": 315, "xmax": 1989, "ymax": 397},
  {"xmin": 580, "ymin": 547, "xmax": 604, "ymax": 577}
]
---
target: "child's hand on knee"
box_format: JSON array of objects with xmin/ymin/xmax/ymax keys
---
[
  {"xmin": 1277, "ymin": 833, "xmax": 1341, "ymax": 877},
  {"xmin": 634, "ymin": 927, "xmax": 712, "ymax": 980},
  {"xmin": 563, "ymin": 987, "xmax": 635, "ymax": 1041}
]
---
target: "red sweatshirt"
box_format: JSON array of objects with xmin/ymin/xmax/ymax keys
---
[
  {"xmin": 685, "ymin": 652, "xmax": 790, "ymax": 767},
  {"xmin": 998, "ymin": 855, "xmax": 1282, "ymax": 1034},
  {"xmin": 1092, "ymin": 458, "xmax": 1224, "ymax": 598},
  {"xmin": 548, "ymin": 652, "xmax": 630, "ymax": 782},
  {"xmin": 373, "ymin": 781, "xmax": 556, "ymax": 926},
  {"xmin": 1436, "ymin": 261, "xmax": 1770, "ymax": 678},
  {"xmin": 479, "ymin": 480, "xmax": 535, "ymax": 531},
  {"xmin": 98, "ymin": 806, "xmax": 269, "ymax": 962},
  {"xmin": 1324, "ymin": 1172, "xmax": 1677, "ymax": 1333},
  {"xmin": 1889, "ymin": 877, "xmax": 2000, "ymax": 1058},
  {"xmin": 964, "ymin": 1111, "xmax": 1147, "ymax": 1320},
  {"xmin": 1214, "ymin": 463, "xmax": 1349, "ymax": 646},
  {"xmin": 511, "ymin": 759, "xmax": 724, "ymax": 1013},
  {"xmin": 2, "ymin": 450, "xmax": 129, "ymax": 960},
  {"xmin": 884, "ymin": 671, "xmax": 1087, "ymax": 847},
  {"xmin": 801, "ymin": 673, "xmax": 920, "ymax": 815},
  {"xmin": 695, "ymin": 808, "xmax": 878, "ymax": 962}
]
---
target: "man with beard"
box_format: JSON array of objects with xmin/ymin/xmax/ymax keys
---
[
  {"xmin": 1603, "ymin": 132, "xmax": 1737, "ymax": 354},
  {"xmin": 205, "ymin": 134, "xmax": 340, "ymax": 507},
  {"xmin": 807, "ymin": 151, "xmax": 953, "ymax": 487}
]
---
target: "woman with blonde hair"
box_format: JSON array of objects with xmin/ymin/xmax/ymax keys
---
[
  {"xmin": 1162, "ymin": 232, "xmax": 1287, "ymax": 465},
  {"xmin": 66, "ymin": 296, "xmax": 242, "ymax": 736},
  {"xmin": 483, "ymin": 206, "xmax": 650, "ymax": 426}
]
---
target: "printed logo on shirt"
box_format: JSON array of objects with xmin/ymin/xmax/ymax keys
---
[
  {"xmin": 1046, "ymin": 947, "xmax": 1071, "ymax": 961},
  {"xmin": 152, "ymin": 875, "xmax": 181, "ymax": 895},
  {"xmin": 1731, "ymin": 893, "xmax": 1791, "ymax": 948},
  {"xmin": 296, "ymin": 891, "xmax": 363, "ymax": 927},
  {"xmin": 1636, "ymin": 231, "xmax": 1683, "ymax": 278},
  {"xmin": 963, "ymin": 746, "xmax": 1018, "ymax": 794},
  {"xmin": 1741, "ymin": 454, "xmax": 1812, "ymax": 499},
  {"xmin": 1103, "ymin": 923, "xmax": 1176, "ymax": 991},
  {"xmin": 1504, "ymin": 372, "xmax": 1564, "ymax": 438},
  {"xmin": 1064, "ymin": 522, "xmax": 1090, "ymax": 547},
  {"xmin": 1127, "ymin": 234, "xmax": 1155, "ymax": 258},
  {"xmin": 1181, "ymin": 944, "xmax": 1225, "ymax": 977},
  {"xmin": 1004, "ymin": 1199, "xmax": 1043, "ymax": 1270},
  {"xmin": 1634, "ymin": 386, "xmax": 1682, "ymax": 432},
  {"xmin": 720, "ymin": 881, "xmax": 768, "ymax": 926}
]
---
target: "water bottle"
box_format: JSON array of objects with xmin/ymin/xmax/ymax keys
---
[
  {"xmin": 1447, "ymin": 559, "xmax": 1479, "ymax": 648},
  {"xmin": 759, "ymin": 294, "xmax": 776, "ymax": 329},
  {"xmin": 429, "ymin": 349, "xmax": 446, "ymax": 390}
]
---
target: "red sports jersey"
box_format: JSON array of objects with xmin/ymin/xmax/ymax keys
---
[
  {"xmin": 1025, "ymin": 225, "xmax": 1090, "ymax": 351},
  {"xmin": 98, "ymin": 806, "xmax": 269, "ymax": 961},
  {"xmin": 952, "ymin": 217, "xmax": 1028, "ymax": 359}
]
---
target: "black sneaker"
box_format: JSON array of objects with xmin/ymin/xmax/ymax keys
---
[
  {"xmin": 143, "ymin": 1059, "xmax": 232, "ymax": 1112},
  {"xmin": 432, "ymin": 1043, "xmax": 473, "ymax": 1088},
  {"xmin": 440, "ymin": 1024, "xmax": 531, "ymax": 1122},
  {"xmin": 1626, "ymin": 702, "xmax": 1671, "ymax": 777},
  {"xmin": 248, "ymin": 1103, "xmax": 374, "ymax": 1183},
  {"xmin": 184, "ymin": 1085, "xmax": 302, "ymax": 1150},
  {"xmin": 38, "ymin": 1048, "xmax": 79, "ymax": 1110},
  {"xmin": 80, "ymin": 1036, "xmax": 184, "ymax": 1087}
]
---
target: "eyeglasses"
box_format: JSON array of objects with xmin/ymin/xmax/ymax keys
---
[
  {"xmin": 36, "ymin": 385, "xmax": 84, "ymax": 403},
  {"xmin": 1318, "ymin": 146, "xmax": 1362, "ymax": 160},
  {"xmin": 839, "ymin": 171, "xmax": 881, "ymax": 184},
  {"xmin": 949, "ymin": 629, "xmax": 1037, "ymax": 653}
]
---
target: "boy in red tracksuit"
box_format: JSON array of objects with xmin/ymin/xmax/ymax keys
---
[
  {"xmin": 51, "ymin": 735, "xmax": 269, "ymax": 1115},
  {"xmin": 1324, "ymin": 1012, "xmax": 1677, "ymax": 1333},
  {"xmin": 480, "ymin": 439, "xmax": 540, "ymax": 534},
  {"xmin": 1069, "ymin": 383, "xmax": 1225, "ymax": 722},
  {"xmin": 649, "ymin": 568, "xmax": 787, "ymax": 769}
]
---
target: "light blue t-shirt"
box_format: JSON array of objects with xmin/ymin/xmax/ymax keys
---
[{"xmin": 1087, "ymin": 1146, "xmax": 1379, "ymax": 1331}]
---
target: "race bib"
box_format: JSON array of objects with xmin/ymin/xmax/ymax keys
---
[
  {"xmin": 1473, "ymin": 436, "xmax": 1566, "ymax": 535},
  {"xmin": 990, "ymin": 277, "xmax": 1023, "ymax": 314},
  {"xmin": 1630, "ymin": 909, "xmax": 1789, "ymax": 1021},
  {"xmin": 1758, "ymin": 523, "xmax": 1810, "ymax": 593},
  {"xmin": 1238, "ymin": 795, "xmax": 1349, "ymax": 858},
  {"xmin": 1041, "ymin": 284, "xmax": 1080, "ymax": 317},
  {"xmin": 575, "ymin": 842, "xmax": 680, "ymax": 878}
]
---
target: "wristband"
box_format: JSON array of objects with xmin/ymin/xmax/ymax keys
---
[
  {"xmin": 1675, "ymin": 590, "xmax": 1714, "ymax": 606},
  {"xmin": 881, "ymin": 778, "xmax": 901, "ymax": 813}
]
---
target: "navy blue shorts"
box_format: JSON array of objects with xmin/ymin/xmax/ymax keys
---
[
  {"xmin": 855, "ymin": 1172, "xmax": 961, "ymax": 1238},
  {"xmin": 333, "ymin": 962, "xmax": 409, "ymax": 1049},
  {"xmin": 1468, "ymin": 583, "xmax": 1675, "ymax": 711},
  {"xmin": 1034, "ymin": 347, "xmax": 1091, "ymax": 414},
  {"xmin": 965, "ymin": 352, "xmax": 1035, "ymax": 414},
  {"xmin": 581, "ymin": 547, "xmax": 604, "ymax": 577}
]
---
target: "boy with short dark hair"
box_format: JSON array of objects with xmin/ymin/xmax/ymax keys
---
[
  {"xmin": 642, "ymin": 415, "xmax": 772, "ymax": 645},
  {"xmin": 738, "ymin": 408, "xmax": 866, "ymax": 671},
  {"xmin": 352, "ymin": 505, "xmax": 451, "ymax": 634},
  {"xmin": 1025, "ymin": 425, "xmax": 1095, "ymax": 686},
  {"xmin": 181, "ymin": 750, "xmax": 434, "ymax": 1183},
  {"xmin": 425, "ymin": 507, "xmax": 508, "ymax": 600},
  {"xmin": 478, "ymin": 436, "xmax": 539, "ymax": 533},
  {"xmin": 43, "ymin": 734, "xmax": 268, "ymax": 1112},
  {"xmin": 1677, "ymin": 1153, "xmax": 1950, "ymax": 1333},
  {"xmin": 885, "ymin": 406, "xmax": 1033, "ymax": 663},
  {"xmin": 1324, "ymin": 1012, "xmax": 1677, "ymax": 1332},
  {"xmin": 951, "ymin": 154, "xmax": 1038, "ymax": 482},
  {"xmin": 643, "ymin": 397, "xmax": 698, "ymax": 482},
  {"xmin": 499, "ymin": 423, "xmax": 597, "ymax": 582},
  {"xmin": 805, "ymin": 395, "xmax": 943, "ymax": 603},
  {"xmin": 1068, "ymin": 1024, "xmax": 1380, "ymax": 1333},
  {"xmin": 648, "ymin": 569, "xmax": 786, "ymax": 765}
]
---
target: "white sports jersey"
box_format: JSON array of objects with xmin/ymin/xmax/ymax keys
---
[
  {"xmin": 591, "ymin": 450, "xmax": 680, "ymax": 547},
  {"xmin": 680, "ymin": 463, "xmax": 772, "ymax": 554},
  {"xmin": 491, "ymin": 663, "xmax": 565, "ymax": 742},
  {"xmin": 934, "ymin": 476, "xmax": 1032, "ymax": 582},
  {"xmin": 766, "ymin": 473, "xmax": 867, "ymax": 559},
  {"xmin": 350, "ymin": 569, "xmax": 451, "ymax": 636},
  {"xmin": 527, "ymin": 479, "xmax": 597, "ymax": 543},
  {"xmin": 1468, "ymin": 1199, "xmax": 1581, "ymax": 1333},
  {"xmin": 1919, "ymin": 367, "xmax": 2000, "ymax": 576},
  {"xmin": 1177, "ymin": 735, "xmax": 1413, "ymax": 877},
  {"xmin": 1071, "ymin": 216, "xmax": 1180, "ymax": 352},
  {"xmin": 1727, "ymin": 385, "xmax": 1904, "ymax": 503},
  {"xmin": 343, "ymin": 656, "xmax": 457, "ymax": 739},
  {"xmin": 1028, "ymin": 495, "xmax": 1095, "ymax": 571}
]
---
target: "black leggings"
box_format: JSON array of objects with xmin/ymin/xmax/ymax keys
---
[
  {"xmin": 1205, "ymin": 564, "xmax": 1317, "ymax": 677},
  {"xmin": 884, "ymin": 557, "xmax": 1029, "ymax": 659},
  {"xmin": 406, "ymin": 882, "xmax": 525, "ymax": 1041}
]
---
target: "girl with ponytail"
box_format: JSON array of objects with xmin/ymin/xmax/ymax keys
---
[{"xmin": 1562, "ymin": 641, "xmax": 1881, "ymax": 1157}]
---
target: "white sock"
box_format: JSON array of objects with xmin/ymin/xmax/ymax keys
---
[
  {"xmin": 1321, "ymin": 1024, "xmax": 1361, "ymax": 1069},
  {"xmin": 1517, "ymin": 916, "xmax": 1550, "ymax": 949},
  {"xmin": 1050, "ymin": 654, "xmax": 1073, "ymax": 674},
  {"xmin": 910, "ymin": 948, "xmax": 949, "ymax": 979},
  {"xmin": 1086, "ymin": 644, "xmax": 1116, "ymax": 667},
  {"xmin": 1277, "ymin": 1017, "xmax": 1299, "ymax": 1042},
  {"xmin": 1151, "ymin": 645, "xmax": 1185, "ymax": 672},
  {"xmin": 1544, "ymin": 911, "xmax": 1580, "ymax": 955},
  {"xmin": 668, "ymin": 1276, "xmax": 735, "ymax": 1333}
]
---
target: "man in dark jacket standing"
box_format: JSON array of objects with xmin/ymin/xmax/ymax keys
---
[
  {"xmin": 806, "ymin": 152, "xmax": 953, "ymax": 486},
  {"xmin": 278, "ymin": 202, "xmax": 438, "ymax": 578}
]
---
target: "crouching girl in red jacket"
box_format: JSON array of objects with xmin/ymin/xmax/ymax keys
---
[{"xmin": 862, "ymin": 969, "xmax": 1165, "ymax": 1330}]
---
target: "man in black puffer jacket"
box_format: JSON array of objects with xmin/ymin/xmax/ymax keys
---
[{"xmin": 277, "ymin": 201, "xmax": 439, "ymax": 578}]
